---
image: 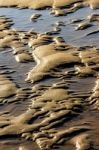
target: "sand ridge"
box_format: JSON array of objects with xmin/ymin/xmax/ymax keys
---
[{"xmin": 0, "ymin": 0, "xmax": 99, "ymax": 9}]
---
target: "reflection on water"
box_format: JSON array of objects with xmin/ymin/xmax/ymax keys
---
[{"xmin": 0, "ymin": 7, "xmax": 99, "ymax": 47}]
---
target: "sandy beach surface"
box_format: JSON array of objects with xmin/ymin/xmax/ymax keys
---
[{"xmin": 0, "ymin": 0, "xmax": 99, "ymax": 150}]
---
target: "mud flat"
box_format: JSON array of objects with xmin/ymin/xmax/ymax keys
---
[{"xmin": 0, "ymin": 0, "xmax": 99, "ymax": 150}]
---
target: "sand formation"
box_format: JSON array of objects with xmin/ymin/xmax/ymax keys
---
[
  {"xmin": 0, "ymin": 0, "xmax": 99, "ymax": 10},
  {"xmin": 0, "ymin": 1, "xmax": 99, "ymax": 150}
]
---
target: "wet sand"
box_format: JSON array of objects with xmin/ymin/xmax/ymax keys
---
[{"xmin": 0, "ymin": 1, "xmax": 99, "ymax": 150}]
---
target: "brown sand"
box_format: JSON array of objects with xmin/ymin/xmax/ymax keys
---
[
  {"xmin": 0, "ymin": 0, "xmax": 99, "ymax": 9},
  {"xmin": 0, "ymin": 2, "xmax": 99, "ymax": 150}
]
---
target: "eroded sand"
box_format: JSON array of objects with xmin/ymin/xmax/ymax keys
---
[
  {"xmin": 0, "ymin": 0, "xmax": 99, "ymax": 9},
  {"xmin": 0, "ymin": 1, "xmax": 99, "ymax": 150}
]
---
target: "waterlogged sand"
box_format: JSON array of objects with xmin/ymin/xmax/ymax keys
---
[{"xmin": 0, "ymin": 1, "xmax": 99, "ymax": 150}]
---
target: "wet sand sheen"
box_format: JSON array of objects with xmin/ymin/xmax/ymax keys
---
[{"xmin": 0, "ymin": 1, "xmax": 99, "ymax": 150}]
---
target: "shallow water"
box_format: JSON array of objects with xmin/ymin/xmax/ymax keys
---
[{"xmin": 0, "ymin": 7, "xmax": 99, "ymax": 47}]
